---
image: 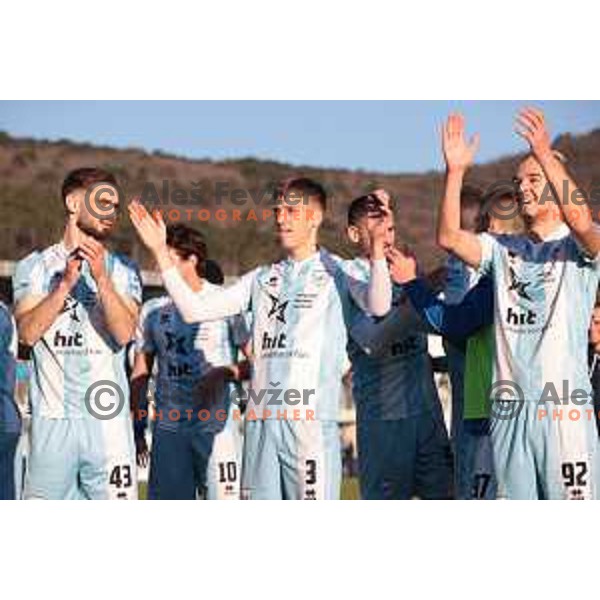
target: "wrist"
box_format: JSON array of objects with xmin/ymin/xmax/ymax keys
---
[
  {"xmin": 446, "ymin": 165, "xmax": 467, "ymax": 177},
  {"xmin": 57, "ymin": 278, "xmax": 75, "ymax": 295},
  {"xmin": 155, "ymin": 245, "xmax": 173, "ymax": 272},
  {"xmin": 533, "ymin": 146, "xmax": 554, "ymax": 165},
  {"xmin": 396, "ymin": 273, "xmax": 417, "ymax": 285},
  {"xmin": 370, "ymin": 242, "xmax": 385, "ymax": 260},
  {"xmin": 95, "ymin": 273, "xmax": 111, "ymax": 294},
  {"xmin": 223, "ymin": 364, "xmax": 239, "ymax": 381},
  {"xmin": 95, "ymin": 272, "xmax": 109, "ymax": 287}
]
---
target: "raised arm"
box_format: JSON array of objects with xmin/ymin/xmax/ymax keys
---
[
  {"xmin": 129, "ymin": 198, "xmax": 253, "ymax": 322},
  {"xmin": 162, "ymin": 267, "xmax": 254, "ymax": 323},
  {"xmin": 436, "ymin": 114, "xmax": 483, "ymax": 269},
  {"xmin": 78, "ymin": 238, "xmax": 140, "ymax": 346},
  {"xmin": 14, "ymin": 254, "xmax": 82, "ymax": 347},
  {"xmin": 387, "ymin": 245, "xmax": 493, "ymax": 342},
  {"xmin": 344, "ymin": 207, "xmax": 392, "ymax": 317},
  {"xmin": 516, "ymin": 107, "xmax": 600, "ymax": 257}
]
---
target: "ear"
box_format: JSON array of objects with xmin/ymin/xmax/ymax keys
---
[
  {"xmin": 347, "ymin": 225, "xmax": 360, "ymax": 244},
  {"xmin": 65, "ymin": 191, "xmax": 81, "ymax": 216}
]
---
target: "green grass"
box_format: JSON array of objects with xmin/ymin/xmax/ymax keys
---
[
  {"xmin": 137, "ymin": 478, "xmax": 360, "ymax": 500},
  {"xmin": 341, "ymin": 477, "xmax": 360, "ymax": 500}
]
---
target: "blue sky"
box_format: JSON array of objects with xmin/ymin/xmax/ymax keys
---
[{"xmin": 0, "ymin": 101, "xmax": 598, "ymax": 174}]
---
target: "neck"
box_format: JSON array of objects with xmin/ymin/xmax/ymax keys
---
[
  {"xmin": 63, "ymin": 220, "xmax": 80, "ymax": 252},
  {"xmin": 528, "ymin": 213, "xmax": 562, "ymax": 241},
  {"xmin": 183, "ymin": 273, "xmax": 203, "ymax": 292},
  {"xmin": 287, "ymin": 241, "xmax": 318, "ymax": 262}
]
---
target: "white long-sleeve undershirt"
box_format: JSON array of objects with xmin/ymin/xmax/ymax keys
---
[{"xmin": 161, "ymin": 256, "xmax": 391, "ymax": 324}]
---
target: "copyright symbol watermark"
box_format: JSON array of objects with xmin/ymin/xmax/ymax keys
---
[
  {"xmin": 487, "ymin": 380, "xmax": 525, "ymax": 421},
  {"xmin": 482, "ymin": 180, "xmax": 521, "ymax": 222},
  {"xmin": 85, "ymin": 380, "xmax": 125, "ymax": 420},
  {"xmin": 83, "ymin": 181, "xmax": 124, "ymax": 220}
]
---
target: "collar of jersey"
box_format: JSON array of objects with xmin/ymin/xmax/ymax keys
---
[
  {"xmin": 529, "ymin": 223, "xmax": 570, "ymax": 243},
  {"xmin": 283, "ymin": 248, "xmax": 322, "ymax": 269}
]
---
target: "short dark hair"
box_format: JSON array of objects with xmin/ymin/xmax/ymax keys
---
[
  {"xmin": 460, "ymin": 184, "xmax": 484, "ymax": 212},
  {"xmin": 166, "ymin": 224, "xmax": 207, "ymax": 278},
  {"xmin": 478, "ymin": 183, "xmax": 518, "ymax": 232},
  {"xmin": 347, "ymin": 194, "xmax": 386, "ymax": 227},
  {"xmin": 61, "ymin": 167, "xmax": 117, "ymax": 204},
  {"xmin": 277, "ymin": 177, "xmax": 327, "ymax": 211},
  {"xmin": 204, "ymin": 259, "xmax": 225, "ymax": 285}
]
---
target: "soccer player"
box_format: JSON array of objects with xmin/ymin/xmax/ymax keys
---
[
  {"xmin": 437, "ymin": 110, "xmax": 600, "ymax": 499},
  {"xmin": 399, "ymin": 186, "xmax": 518, "ymax": 499},
  {"xmin": 131, "ymin": 224, "xmax": 250, "ymax": 500},
  {"xmin": 588, "ymin": 297, "xmax": 600, "ymax": 436},
  {"xmin": 13, "ymin": 168, "xmax": 141, "ymax": 500},
  {"xmin": 129, "ymin": 177, "xmax": 391, "ymax": 499},
  {"xmin": 344, "ymin": 192, "xmax": 453, "ymax": 499},
  {"xmin": 0, "ymin": 301, "xmax": 18, "ymax": 500}
]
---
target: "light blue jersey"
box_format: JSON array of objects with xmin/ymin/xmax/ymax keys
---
[
  {"xmin": 247, "ymin": 250, "xmax": 363, "ymax": 422},
  {"xmin": 480, "ymin": 224, "xmax": 600, "ymax": 499},
  {"xmin": 13, "ymin": 243, "xmax": 142, "ymax": 420},
  {"xmin": 13, "ymin": 242, "xmax": 142, "ymax": 499},
  {"xmin": 479, "ymin": 225, "xmax": 600, "ymax": 402},
  {"xmin": 161, "ymin": 247, "xmax": 386, "ymax": 499}
]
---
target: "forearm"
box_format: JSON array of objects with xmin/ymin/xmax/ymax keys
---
[
  {"xmin": 437, "ymin": 168, "xmax": 483, "ymax": 268},
  {"xmin": 538, "ymin": 151, "xmax": 597, "ymax": 243},
  {"xmin": 130, "ymin": 372, "xmax": 150, "ymax": 436},
  {"xmin": 368, "ymin": 258, "xmax": 392, "ymax": 317},
  {"xmin": 96, "ymin": 276, "xmax": 137, "ymax": 346},
  {"xmin": 404, "ymin": 277, "xmax": 493, "ymax": 340},
  {"xmin": 162, "ymin": 267, "xmax": 250, "ymax": 323},
  {"xmin": 16, "ymin": 283, "xmax": 71, "ymax": 346},
  {"xmin": 437, "ymin": 168, "xmax": 465, "ymax": 250}
]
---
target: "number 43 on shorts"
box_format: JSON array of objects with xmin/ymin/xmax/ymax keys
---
[{"xmin": 108, "ymin": 464, "xmax": 135, "ymax": 499}]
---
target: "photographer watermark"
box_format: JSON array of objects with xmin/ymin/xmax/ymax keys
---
[
  {"xmin": 486, "ymin": 379, "xmax": 600, "ymax": 422},
  {"xmin": 83, "ymin": 181, "xmax": 124, "ymax": 221},
  {"xmin": 486, "ymin": 379, "xmax": 525, "ymax": 421},
  {"xmin": 481, "ymin": 178, "xmax": 600, "ymax": 222},
  {"xmin": 85, "ymin": 380, "xmax": 126, "ymax": 420},
  {"xmin": 84, "ymin": 178, "xmax": 318, "ymax": 223},
  {"xmin": 85, "ymin": 379, "xmax": 317, "ymax": 422}
]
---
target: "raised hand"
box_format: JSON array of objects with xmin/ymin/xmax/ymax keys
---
[
  {"xmin": 368, "ymin": 204, "xmax": 392, "ymax": 259},
  {"xmin": 62, "ymin": 252, "xmax": 83, "ymax": 290},
  {"xmin": 128, "ymin": 197, "xmax": 167, "ymax": 255},
  {"xmin": 371, "ymin": 188, "xmax": 391, "ymax": 210},
  {"xmin": 515, "ymin": 107, "xmax": 552, "ymax": 159},
  {"xmin": 442, "ymin": 113, "xmax": 480, "ymax": 172},
  {"xmin": 386, "ymin": 245, "xmax": 417, "ymax": 285},
  {"xmin": 78, "ymin": 237, "xmax": 107, "ymax": 283}
]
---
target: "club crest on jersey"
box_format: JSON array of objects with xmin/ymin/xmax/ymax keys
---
[
  {"xmin": 267, "ymin": 294, "xmax": 288, "ymax": 324},
  {"xmin": 61, "ymin": 296, "xmax": 81, "ymax": 322},
  {"xmin": 165, "ymin": 331, "xmax": 191, "ymax": 355},
  {"xmin": 507, "ymin": 265, "xmax": 532, "ymax": 301}
]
